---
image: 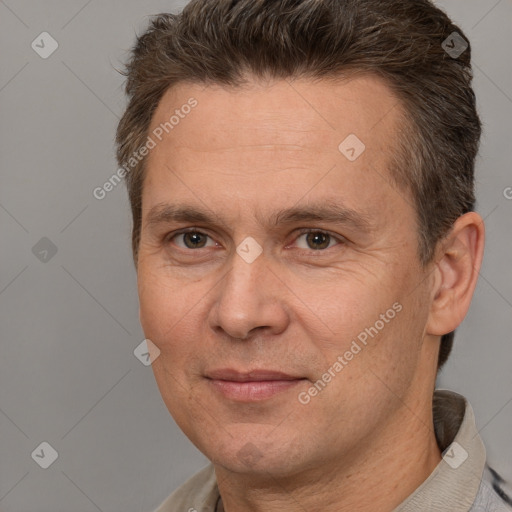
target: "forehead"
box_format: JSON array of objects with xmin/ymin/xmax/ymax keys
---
[
  {"xmin": 148, "ymin": 74, "xmax": 402, "ymax": 152},
  {"xmin": 142, "ymin": 75, "xmax": 409, "ymax": 228}
]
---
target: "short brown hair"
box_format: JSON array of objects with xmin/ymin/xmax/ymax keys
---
[{"xmin": 116, "ymin": 0, "xmax": 481, "ymax": 372}]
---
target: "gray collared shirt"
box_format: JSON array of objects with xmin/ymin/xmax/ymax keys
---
[{"xmin": 154, "ymin": 389, "xmax": 512, "ymax": 511}]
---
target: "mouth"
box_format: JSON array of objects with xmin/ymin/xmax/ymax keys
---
[{"xmin": 205, "ymin": 369, "xmax": 307, "ymax": 402}]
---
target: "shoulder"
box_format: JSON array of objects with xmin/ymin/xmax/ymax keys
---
[
  {"xmin": 154, "ymin": 464, "xmax": 219, "ymax": 512},
  {"xmin": 470, "ymin": 465, "xmax": 512, "ymax": 512}
]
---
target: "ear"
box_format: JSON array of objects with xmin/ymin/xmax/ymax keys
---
[{"xmin": 426, "ymin": 212, "xmax": 485, "ymax": 336}]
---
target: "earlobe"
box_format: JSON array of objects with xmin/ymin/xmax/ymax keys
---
[{"xmin": 426, "ymin": 212, "xmax": 485, "ymax": 336}]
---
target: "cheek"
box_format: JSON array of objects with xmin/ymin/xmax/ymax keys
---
[
  {"xmin": 305, "ymin": 276, "xmax": 394, "ymax": 340},
  {"xmin": 137, "ymin": 266, "xmax": 203, "ymax": 418},
  {"xmin": 347, "ymin": 285, "xmax": 430, "ymax": 400},
  {"xmin": 137, "ymin": 263, "xmax": 192, "ymax": 348},
  {"xmin": 305, "ymin": 265, "xmax": 422, "ymax": 379}
]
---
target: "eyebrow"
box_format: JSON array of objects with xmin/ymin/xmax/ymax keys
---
[{"xmin": 144, "ymin": 201, "xmax": 373, "ymax": 232}]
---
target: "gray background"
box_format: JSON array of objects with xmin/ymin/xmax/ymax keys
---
[{"xmin": 0, "ymin": 1, "xmax": 510, "ymax": 511}]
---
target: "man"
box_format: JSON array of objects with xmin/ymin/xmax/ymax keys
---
[{"xmin": 115, "ymin": 0, "xmax": 511, "ymax": 510}]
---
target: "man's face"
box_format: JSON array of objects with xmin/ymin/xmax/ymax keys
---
[{"xmin": 137, "ymin": 76, "xmax": 438, "ymax": 476}]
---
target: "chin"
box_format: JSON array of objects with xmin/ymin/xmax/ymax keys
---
[{"xmin": 197, "ymin": 427, "xmax": 308, "ymax": 477}]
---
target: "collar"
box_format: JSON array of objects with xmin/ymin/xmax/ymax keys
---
[{"xmin": 393, "ymin": 389, "xmax": 486, "ymax": 511}]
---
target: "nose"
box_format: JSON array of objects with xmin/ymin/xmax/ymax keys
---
[{"xmin": 209, "ymin": 244, "xmax": 289, "ymax": 341}]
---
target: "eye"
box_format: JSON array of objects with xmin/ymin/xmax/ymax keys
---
[
  {"xmin": 293, "ymin": 229, "xmax": 342, "ymax": 251},
  {"xmin": 169, "ymin": 230, "xmax": 217, "ymax": 249},
  {"xmin": 166, "ymin": 228, "xmax": 343, "ymax": 252}
]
